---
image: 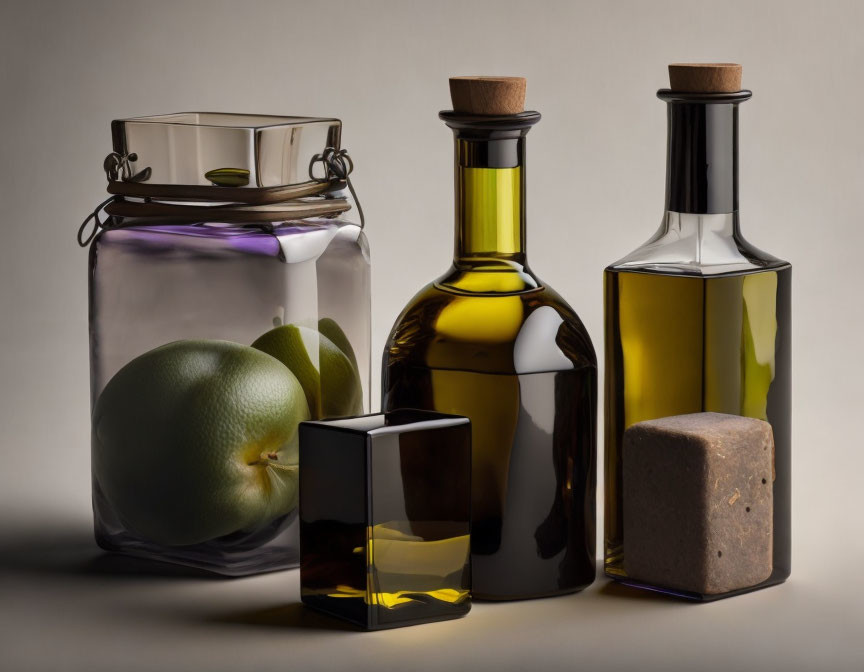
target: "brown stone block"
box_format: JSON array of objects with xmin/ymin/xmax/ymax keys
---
[{"xmin": 623, "ymin": 412, "xmax": 773, "ymax": 595}]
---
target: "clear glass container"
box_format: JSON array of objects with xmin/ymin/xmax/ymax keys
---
[{"xmin": 87, "ymin": 113, "xmax": 371, "ymax": 576}]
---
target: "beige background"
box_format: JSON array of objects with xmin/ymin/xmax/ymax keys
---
[{"xmin": 1, "ymin": 1, "xmax": 862, "ymax": 670}]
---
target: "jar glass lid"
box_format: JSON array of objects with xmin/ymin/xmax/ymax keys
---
[{"xmin": 111, "ymin": 113, "xmax": 342, "ymax": 189}]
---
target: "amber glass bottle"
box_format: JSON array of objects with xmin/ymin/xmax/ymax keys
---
[
  {"xmin": 604, "ymin": 64, "xmax": 791, "ymax": 598},
  {"xmin": 383, "ymin": 77, "xmax": 596, "ymax": 600}
]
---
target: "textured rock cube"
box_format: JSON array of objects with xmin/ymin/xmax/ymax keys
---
[{"xmin": 623, "ymin": 412, "xmax": 774, "ymax": 595}]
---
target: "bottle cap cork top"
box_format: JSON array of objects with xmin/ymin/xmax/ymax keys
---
[
  {"xmin": 668, "ymin": 63, "xmax": 742, "ymax": 93},
  {"xmin": 449, "ymin": 77, "xmax": 526, "ymax": 115}
]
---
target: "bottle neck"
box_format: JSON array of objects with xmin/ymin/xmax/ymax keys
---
[
  {"xmin": 454, "ymin": 136, "xmax": 526, "ymax": 267},
  {"xmin": 436, "ymin": 111, "xmax": 540, "ymax": 294},
  {"xmin": 662, "ymin": 91, "xmax": 750, "ymax": 215},
  {"xmin": 608, "ymin": 91, "xmax": 783, "ymax": 275}
]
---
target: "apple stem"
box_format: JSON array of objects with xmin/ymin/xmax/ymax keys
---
[
  {"xmin": 266, "ymin": 462, "xmax": 298, "ymax": 474},
  {"xmin": 248, "ymin": 453, "xmax": 297, "ymax": 473}
]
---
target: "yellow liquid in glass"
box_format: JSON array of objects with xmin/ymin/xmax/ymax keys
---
[{"xmin": 603, "ymin": 267, "xmax": 791, "ymax": 585}]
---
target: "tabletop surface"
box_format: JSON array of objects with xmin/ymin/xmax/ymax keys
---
[{"xmin": 1, "ymin": 509, "xmax": 861, "ymax": 672}]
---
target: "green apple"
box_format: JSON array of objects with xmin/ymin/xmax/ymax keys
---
[
  {"xmin": 252, "ymin": 320, "xmax": 363, "ymax": 419},
  {"xmin": 318, "ymin": 317, "xmax": 359, "ymax": 373},
  {"xmin": 92, "ymin": 340, "xmax": 310, "ymax": 547}
]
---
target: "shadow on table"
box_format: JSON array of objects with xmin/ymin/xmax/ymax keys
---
[
  {"xmin": 597, "ymin": 579, "xmax": 682, "ymax": 602},
  {"xmin": 559, "ymin": 564, "xmax": 693, "ymax": 605},
  {"xmin": 208, "ymin": 602, "xmax": 359, "ymax": 633},
  {"xmin": 597, "ymin": 573, "xmax": 703, "ymax": 605},
  {"xmin": 0, "ymin": 521, "xmax": 358, "ymax": 633},
  {"xmin": 0, "ymin": 523, "xmax": 221, "ymax": 580}
]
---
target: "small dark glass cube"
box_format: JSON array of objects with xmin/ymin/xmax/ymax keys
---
[{"xmin": 299, "ymin": 409, "xmax": 472, "ymax": 630}]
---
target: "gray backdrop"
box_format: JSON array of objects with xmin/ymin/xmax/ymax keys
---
[{"xmin": 1, "ymin": 1, "xmax": 862, "ymax": 670}]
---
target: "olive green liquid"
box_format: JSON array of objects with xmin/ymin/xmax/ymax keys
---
[
  {"xmin": 604, "ymin": 266, "xmax": 792, "ymax": 593},
  {"xmin": 383, "ymin": 284, "xmax": 596, "ymax": 600}
]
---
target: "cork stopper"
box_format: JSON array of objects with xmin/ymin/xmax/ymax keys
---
[
  {"xmin": 668, "ymin": 63, "xmax": 742, "ymax": 93},
  {"xmin": 449, "ymin": 77, "xmax": 526, "ymax": 115}
]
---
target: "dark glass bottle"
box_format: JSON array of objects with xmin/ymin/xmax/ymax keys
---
[
  {"xmin": 382, "ymin": 78, "xmax": 597, "ymax": 600},
  {"xmin": 604, "ymin": 68, "xmax": 791, "ymax": 598}
]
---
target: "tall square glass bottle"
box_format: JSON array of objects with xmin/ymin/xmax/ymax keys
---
[{"xmin": 604, "ymin": 65, "xmax": 791, "ymax": 598}]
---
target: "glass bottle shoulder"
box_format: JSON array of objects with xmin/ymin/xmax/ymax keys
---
[
  {"xmin": 384, "ymin": 271, "xmax": 596, "ymax": 376},
  {"xmin": 607, "ymin": 212, "xmax": 790, "ymax": 277}
]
